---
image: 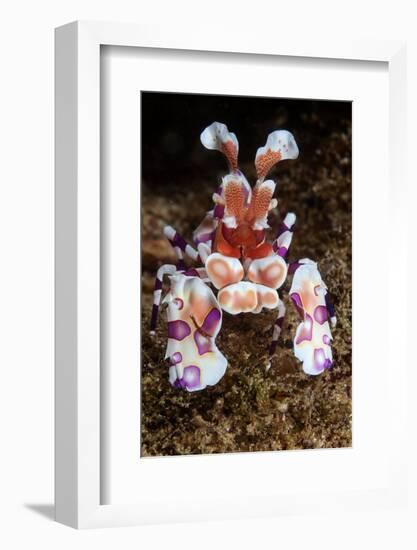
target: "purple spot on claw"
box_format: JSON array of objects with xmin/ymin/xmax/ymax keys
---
[
  {"xmin": 313, "ymin": 348, "xmax": 332, "ymax": 372},
  {"xmin": 291, "ymin": 292, "xmax": 304, "ymax": 319},
  {"xmin": 194, "ymin": 330, "xmax": 212, "ymax": 355},
  {"xmin": 277, "ymin": 246, "xmax": 288, "ymax": 258},
  {"xmin": 314, "ymin": 305, "xmax": 328, "ymax": 325},
  {"xmin": 181, "ymin": 365, "xmax": 201, "ymax": 389},
  {"xmin": 291, "ymin": 292, "xmax": 302, "ymax": 308},
  {"xmin": 201, "ymin": 308, "xmax": 221, "ymax": 336},
  {"xmin": 167, "ymin": 320, "xmax": 191, "ymax": 341},
  {"xmin": 323, "ymin": 334, "xmax": 331, "ymax": 345},
  {"xmin": 174, "ymin": 298, "xmax": 184, "ymax": 309},
  {"xmin": 324, "ymin": 358, "xmax": 332, "ymax": 369},
  {"xmin": 171, "ymin": 352, "xmax": 182, "ymax": 365}
]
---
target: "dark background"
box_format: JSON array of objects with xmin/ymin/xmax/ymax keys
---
[
  {"xmin": 141, "ymin": 91, "xmax": 352, "ymax": 457},
  {"xmin": 142, "ymin": 91, "xmax": 350, "ymax": 185}
]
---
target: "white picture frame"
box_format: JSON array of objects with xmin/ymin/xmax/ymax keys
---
[{"xmin": 55, "ymin": 21, "xmax": 407, "ymax": 529}]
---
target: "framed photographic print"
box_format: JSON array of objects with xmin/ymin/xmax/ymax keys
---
[
  {"xmin": 139, "ymin": 91, "xmax": 350, "ymax": 457},
  {"xmin": 55, "ymin": 21, "xmax": 407, "ymax": 528}
]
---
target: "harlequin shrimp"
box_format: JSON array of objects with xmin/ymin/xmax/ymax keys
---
[{"xmin": 150, "ymin": 122, "xmax": 336, "ymax": 391}]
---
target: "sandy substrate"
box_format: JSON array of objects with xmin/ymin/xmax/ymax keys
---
[{"xmin": 140, "ymin": 103, "xmax": 351, "ymax": 457}]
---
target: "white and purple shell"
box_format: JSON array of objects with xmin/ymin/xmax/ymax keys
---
[
  {"xmin": 164, "ymin": 274, "xmax": 227, "ymax": 391},
  {"xmin": 290, "ymin": 259, "xmax": 335, "ymax": 375}
]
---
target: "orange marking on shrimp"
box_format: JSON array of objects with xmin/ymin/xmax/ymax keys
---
[
  {"xmin": 255, "ymin": 148, "xmax": 282, "ymax": 179},
  {"xmin": 218, "ymin": 283, "xmax": 258, "ymax": 314},
  {"xmin": 205, "ymin": 253, "xmax": 244, "ymax": 289},
  {"xmin": 228, "ymin": 287, "xmax": 256, "ymax": 312},
  {"xmin": 299, "ymin": 279, "xmax": 320, "ymax": 314},
  {"xmin": 254, "ymin": 185, "xmax": 274, "ymax": 220},
  {"xmin": 224, "ymin": 180, "xmax": 246, "ymax": 221},
  {"xmin": 221, "ymin": 140, "xmax": 238, "ymax": 171},
  {"xmin": 257, "ymin": 288, "xmax": 278, "ymax": 307},
  {"xmin": 248, "ymin": 256, "xmax": 287, "ymax": 288}
]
